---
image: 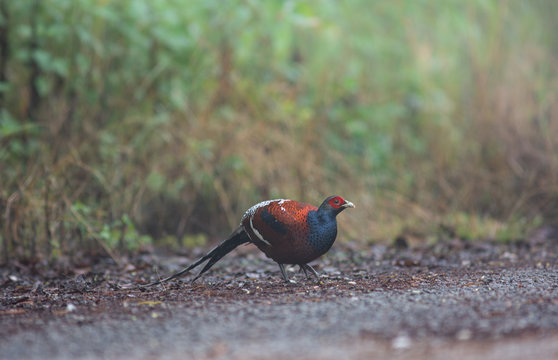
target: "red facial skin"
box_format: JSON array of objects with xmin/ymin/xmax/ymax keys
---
[{"xmin": 328, "ymin": 196, "xmax": 345, "ymax": 209}]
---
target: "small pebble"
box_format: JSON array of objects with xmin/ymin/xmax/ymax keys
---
[
  {"xmin": 392, "ymin": 334, "xmax": 412, "ymax": 349},
  {"xmin": 456, "ymin": 329, "xmax": 472, "ymax": 341}
]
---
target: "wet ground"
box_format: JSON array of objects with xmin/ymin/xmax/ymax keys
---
[{"xmin": 1, "ymin": 228, "xmax": 558, "ymax": 359}]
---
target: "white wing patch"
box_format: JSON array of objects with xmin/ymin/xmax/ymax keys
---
[
  {"xmin": 278, "ymin": 199, "xmax": 287, "ymax": 212},
  {"xmin": 241, "ymin": 198, "xmax": 290, "ymax": 247},
  {"xmin": 249, "ymin": 215, "xmax": 271, "ymax": 246},
  {"xmin": 240, "ymin": 199, "xmax": 289, "ymax": 223}
]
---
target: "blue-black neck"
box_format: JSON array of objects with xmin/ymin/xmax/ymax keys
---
[{"xmin": 305, "ymin": 209, "xmax": 338, "ymax": 255}]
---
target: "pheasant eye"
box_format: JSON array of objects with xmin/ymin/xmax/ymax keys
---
[{"xmin": 329, "ymin": 197, "xmax": 343, "ymax": 208}]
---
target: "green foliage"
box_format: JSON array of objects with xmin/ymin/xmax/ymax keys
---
[
  {"xmin": 99, "ymin": 214, "xmax": 152, "ymax": 251},
  {"xmin": 1, "ymin": 0, "xmax": 557, "ymax": 261},
  {"xmin": 182, "ymin": 233, "xmax": 208, "ymax": 249},
  {"xmin": 0, "ymin": 110, "xmax": 41, "ymax": 162},
  {"xmin": 71, "ymin": 202, "xmax": 152, "ymax": 252},
  {"xmin": 444, "ymin": 213, "xmax": 544, "ymax": 243}
]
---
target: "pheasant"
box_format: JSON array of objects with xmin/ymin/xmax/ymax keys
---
[{"xmin": 141, "ymin": 195, "xmax": 354, "ymax": 285}]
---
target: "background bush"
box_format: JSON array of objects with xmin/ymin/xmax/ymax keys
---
[{"xmin": 1, "ymin": 0, "xmax": 557, "ymax": 262}]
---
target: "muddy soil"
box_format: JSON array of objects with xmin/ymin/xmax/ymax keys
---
[{"xmin": 1, "ymin": 228, "xmax": 558, "ymax": 359}]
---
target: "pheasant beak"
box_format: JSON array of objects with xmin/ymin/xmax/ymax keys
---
[{"xmin": 342, "ymin": 200, "xmax": 355, "ymax": 209}]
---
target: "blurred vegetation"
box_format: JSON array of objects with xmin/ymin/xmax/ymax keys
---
[{"xmin": 1, "ymin": 0, "xmax": 557, "ymax": 263}]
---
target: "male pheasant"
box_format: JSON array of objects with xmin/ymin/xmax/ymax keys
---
[{"xmin": 141, "ymin": 195, "xmax": 354, "ymax": 285}]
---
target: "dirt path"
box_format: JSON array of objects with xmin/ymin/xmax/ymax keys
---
[{"xmin": 1, "ymin": 235, "xmax": 558, "ymax": 359}]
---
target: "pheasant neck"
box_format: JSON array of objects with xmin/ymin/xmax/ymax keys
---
[{"xmin": 305, "ymin": 210, "xmax": 338, "ymax": 256}]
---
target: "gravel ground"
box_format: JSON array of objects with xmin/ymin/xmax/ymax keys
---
[{"xmin": 1, "ymin": 231, "xmax": 558, "ymax": 359}]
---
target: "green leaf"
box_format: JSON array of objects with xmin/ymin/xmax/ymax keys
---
[{"xmin": 146, "ymin": 171, "xmax": 166, "ymax": 192}]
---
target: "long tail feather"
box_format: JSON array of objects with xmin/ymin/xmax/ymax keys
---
[
  {"xmin": 191, "ymin": 231, "xmax": 249, "ymax": 282},
  {"xmin": 140, "ymin": 227, "xmax": 249, "ymax": 287}
]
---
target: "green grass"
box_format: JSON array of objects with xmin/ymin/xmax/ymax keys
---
[{"xmin": 1, "ymin": 0, "xmax": 557, "ymax": 261}]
